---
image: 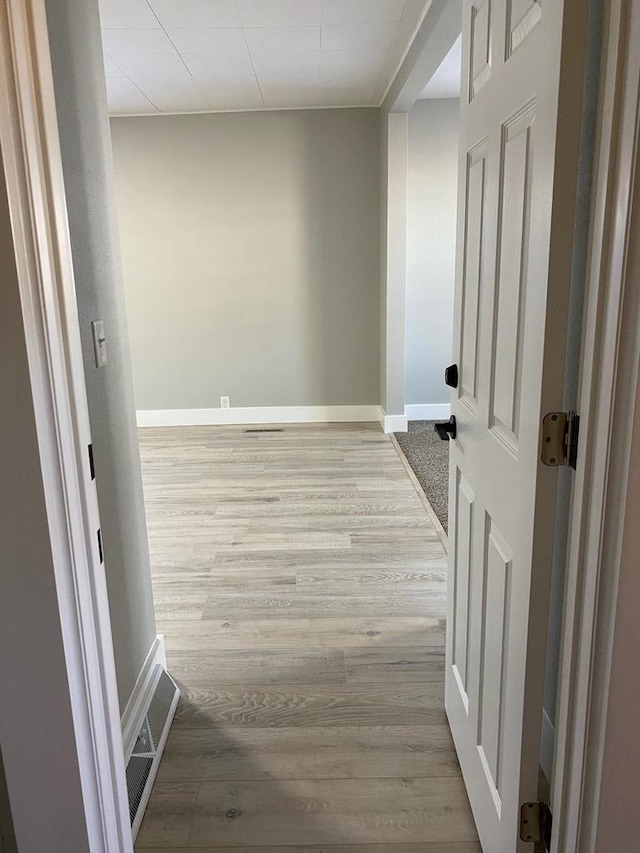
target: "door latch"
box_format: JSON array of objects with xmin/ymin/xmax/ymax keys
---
[
  {"xmin": 444, "ymin": 364, "xmax": 459, "ymax": 388},
  {"xmin": 541, "ymin": 411, "xmax": 579, "ymax": 469}
]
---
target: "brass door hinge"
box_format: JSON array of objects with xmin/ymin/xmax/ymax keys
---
[
  {"xmin": 520, "ymin": 801, "xmax": 553, "ymax": 849},
  {"xmin": 541, "ymin": 411, "xmax": 580, "ymax": 469}
]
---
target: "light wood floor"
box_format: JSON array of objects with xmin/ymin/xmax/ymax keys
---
[{"xmin": 135, "ymin": 423, "xmax": 480, "ymax": 852}]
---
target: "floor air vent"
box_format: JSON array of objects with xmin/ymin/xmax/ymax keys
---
[
  {"xmin": 126, "ymin": 667, "xmax": 179, "ymax": 838},
  {"xmin": 244, "ymin": 428, "xmax": 285, "ymax": 433},
  {"xmin": 126, "ymin": 756, "xmax": 153, "ymax": 825}
]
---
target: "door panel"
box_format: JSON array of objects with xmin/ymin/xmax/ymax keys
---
[
  {"xmin": 477, "ymin": 519, "xmax": 512, "ymax": 801},
  {"xmin": 470, "ymin": 0, "xmax": 492, "ymax": 100},
  {"xmin": 452, "ymin": 472, "xmax": 475, "ymax": 698},
  {"xmin": 507, "ymin": 0, "xmax": 543, "ymax": 55},
  {"xmin": 460, "ymin": 142, "xmax": 488, "ymax": 410},
  {"xmin": 446, "ymin": 1, "xmax": 588, "ymax": 850},
  {"xmin": 491, "ymin": 103, "xmax": 535, "ymax": 448}
]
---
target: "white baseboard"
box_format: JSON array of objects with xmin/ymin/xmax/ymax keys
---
[
  {"xmin": 121, "ymin": 634, "xmax": 167, "ymax": 759},
  {"xmin": 137, "ymin": 405, "xmax": 382, "ymax": 428},
  {"xmin": 405, "ymin": 403, "xmax": 451, "ymax": 421},
  {"xmin": 540, "ymin": 708, "xmax": 555, "ymax": 781},
  {"xmin": 380, "ymin": 409, "xmax": 408, "ymax": 433}
]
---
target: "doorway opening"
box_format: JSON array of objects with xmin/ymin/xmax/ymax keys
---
[
  {"xmin": 8, "ymin": 0, "xmax": 604, "ymax": 848},
  {"xmin": 394, "ymin": 38, "xmax": 461, "ymax": 532}
]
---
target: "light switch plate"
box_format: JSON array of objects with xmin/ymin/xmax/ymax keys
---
[{"xmin": 91, "ymin": 320, "xmax": 107, "ymax": 368}]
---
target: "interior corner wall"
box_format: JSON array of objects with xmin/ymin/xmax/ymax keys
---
[
  {"xmin": 406, "ymin": 98, "xmax": 459, "ymax": 409},
  {"xmin": 45, "ymin": 0, "xmax": 157, "ymax": 713},
  {"xmin": 380, "ymin": 110, "xmax": 390, "ymax": 413},
  {"xmin": 109, "ymin": 109, "xmax": 381, "ymax": 413},
  {"xmin": 380, "ymin": 110, "xmax": 409, "ymax": 419}
]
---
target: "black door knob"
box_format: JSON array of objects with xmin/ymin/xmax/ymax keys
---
[
  {"xmin": 434, "ymin": 416, "xmax": 457, "ymax": 441},
  {"xmin": 445, "ymin": 364, "xmax": 458, "ymax": 388}
]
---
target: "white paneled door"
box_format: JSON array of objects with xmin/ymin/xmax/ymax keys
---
[{"xmin": 446, "ymin": 1, "xmax": 588, "ymax": 851}]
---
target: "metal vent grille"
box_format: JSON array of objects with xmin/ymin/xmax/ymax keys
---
[
  {"xmin": 125, "ymin": 667, "xmax": 179, "ymax": 833},
  {"xmin": 126, "ymin": 756, "xmax": 152, "ymax": 824},
  {"xmin": 147, "ymin": 670, "xmax": 176, "ymax": 748},
  {"xmin": 131, "ymin": 718, "xmax": 153, "ymax": 755},
  {"xmin": 243, "ymin": 428, "xmax": 284, "ymax": 433}
]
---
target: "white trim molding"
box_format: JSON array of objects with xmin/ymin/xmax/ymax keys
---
[
  {"xmin": 121, "ymin": 635, "xmax": 167, "ymax": 760},
  {"xmin": 379, "ymin": 409, "xmax": 409, "ymax": 433},
  {"xmin": 137, "ymin": 405, "xmax": 382, "ymax": 428},
  {"xmin": 405, "ymin": 403, "xmax": 451, "ymax": 421}
]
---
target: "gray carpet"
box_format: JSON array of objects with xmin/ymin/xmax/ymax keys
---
[{"xmin": 395, "ymin": 421, "xmax": 450, "ymax": 532}]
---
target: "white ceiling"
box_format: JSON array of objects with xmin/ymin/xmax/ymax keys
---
[
  {"xmin": 99, "ymin": 0, "xmax": 430, "ymax": 115},
  {"xmin": 419, "ymin": 34, "xmax": 461, "ymax": 100}
]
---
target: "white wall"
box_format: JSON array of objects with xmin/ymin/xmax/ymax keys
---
[
  {"xmin": 110, "ymin": 109, "xmax": 381, "ymax": 414},
  {"xmin": 406, "ymin": 98, "xmax": 459, "ymax": 413}
]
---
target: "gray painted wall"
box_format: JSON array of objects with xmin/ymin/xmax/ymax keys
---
[
  {"xmin": 109, "ymin": 110, "xmax": 381, "ymax": 411},
  {"xmin": 406, "ymin": 98, "xmax": 459, "ymax": 407},
  {"xmin": 45, "ymin": 0, "xmax": 157, "ymax": 712}
]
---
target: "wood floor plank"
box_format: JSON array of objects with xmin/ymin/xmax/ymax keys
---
[
  {"xmin": 209, "ymin": 548, "xmax": 446, "ymax": 569},
  {"xmin": 163, "ymin": 516, "xmax": 434, "ymax": 532},
  {"xmin": 135, "ymin": 782, "xmax": 199, "ymax": 848},
  {"xmin": 167, "ymin": 649, "xmax": 346, "ymax": 686},
  {"xmin": 154, "ymin": 725, "xmax": 460, "ymax": 783},
  {"xmin": 295, "ymin": 567, "xmax": 447, "ymax": 594},
  {"xmin": 153, "ymin": 601, "xmax": 206, "ymax": 621},
  {"xmin": 201, "ymin": 593, "xmax": 447, "ymax": 620},
  {"xmin": 187, "ymin": 778, "xmax": 477, "ymax": 847},
  {"xmin": 146, "ymin": 531, "xmax": 353, "ymax": 551},
  {"xmin": 157, "ymin": 616, "xmax": 443, "ymax": 651},
  {"xmin": 171, "ymin": 682, "xmax": 446, "ymax": 729},
  {"xmin": 344, "ymin": 647, "xmax": 446, "ymax": 683},
  {"xmin": 213, "ymin": 500, "xmax": 429, "ymax": 517},
  {"xmin": 151, "ymin": 571, "xmax": 296, "ymax": 594}
]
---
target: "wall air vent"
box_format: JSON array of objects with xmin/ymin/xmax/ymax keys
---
[
  {"xmin": 125, "ymin": 666, "xmax": 179, "ymax": 839},
  {"xmin": 243, "ymin": 428, "xmax": 285, "ymax": 433}
]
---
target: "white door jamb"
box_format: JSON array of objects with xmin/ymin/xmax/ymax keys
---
[{"xmin": 552, "ymin": 3, "xmax": 640, "ymax": 850}]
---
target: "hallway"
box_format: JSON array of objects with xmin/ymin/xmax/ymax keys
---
[{"xmin": 135, "ymin": 423, "xmax": 479, "ymax": 851}]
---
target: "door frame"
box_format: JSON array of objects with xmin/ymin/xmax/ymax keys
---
[
  {"xmin": 0, "ymin": 0, "xmax": 132, "ymax": 849},
  {"xmin": 551, "ymin": 2, "xmax": 640, "ymax": 850},
  {"xmin": 0, "ymin": 0, "xmax": 638, "ymax": 850},
  {"xmin": 378, "ymin": 0, "xmax": 462, "ymax": 432}
]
